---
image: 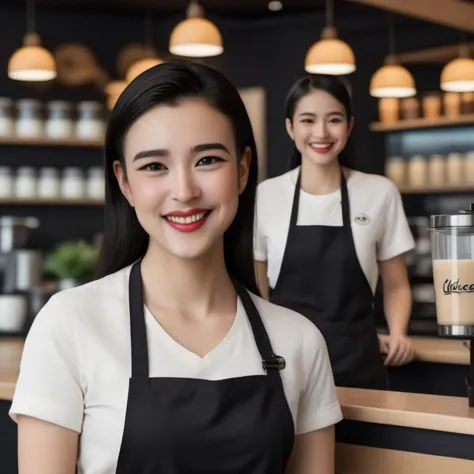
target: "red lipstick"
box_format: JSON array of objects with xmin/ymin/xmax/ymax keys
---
[{"xmin": 163, "ymin": 208, "xmax": 211, "ymax": 233}]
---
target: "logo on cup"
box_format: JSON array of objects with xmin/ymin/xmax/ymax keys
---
[{"xmin": 443, "ymin": 279, "xmax": 474, "ymax": 295}]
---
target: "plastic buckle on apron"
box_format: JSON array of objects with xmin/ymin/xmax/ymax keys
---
[{"xmin": 262, "ymin": 355, "xmax": 286, "ymax": 371}]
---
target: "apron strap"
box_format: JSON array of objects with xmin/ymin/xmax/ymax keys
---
[
  {"xmin": 291, "ymin": 166, "xmax": 351, "ymax": 228},
  {"xmin": 128, "ymin": 260, "xmax": 150, "ymax": 379},
  {"xmin": 289, "ymin": 169, "xmax": 302, "ymax": 229},
  {"xmin": 340, "ymin": 169, "xmax": 351, "ymax": 227},
  {"xmin": 128, "ymin": 260, "xmax": 284, "ymax": 379},
  {"xmin": 234, "ymin": 280, "xmax": 285, "ymax": 376}
]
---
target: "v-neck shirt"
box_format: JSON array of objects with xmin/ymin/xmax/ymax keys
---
[
  {"xmin": 9, "ymin": 264, "xmax": 342, "ymax": 474},
  {"xmin": 254, "ymin": 167, "xmax": 415, "ymax": 291}
]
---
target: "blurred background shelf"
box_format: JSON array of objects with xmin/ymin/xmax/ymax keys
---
[
  {"xmin": 398, "ymin": 184, "xmax": 474, "ymax": 194},
  {"xmin": 370, "ymin": 114, "xmax": 474, "ymax": 132},
  {"xmin": 0, "ymin": 137, "xmax": 103, "ymax": 148},
  {"xmin": 0, "ymin": 198, "xmax": 104, "ymax": 206}
]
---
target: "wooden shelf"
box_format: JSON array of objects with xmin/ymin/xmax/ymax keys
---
[
  {"xmin": 370, "ymin": 114, "xmax": 474, "ymax": 132},
  {"xmin": 0, "ymin": 198, "xmax": 104, "ymax": 206},
  {"xmin": 398, "ymin": 184, "xmax": 474, "ymax": 194},
  {"xmin": 0, "ymin": 137, "xmax": 103, "ymax": 148}
]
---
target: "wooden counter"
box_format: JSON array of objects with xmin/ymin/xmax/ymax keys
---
[
  {"xmin": 338, "ymin": 386, "xmax": 474, "ymax": 435},
  {"xmin": 336, "ymin": 386, "xmax": 474, "ymax": 473},
  {"xmin": 410, "ymin": 335, "xmax": 469, "ymax": 365}
]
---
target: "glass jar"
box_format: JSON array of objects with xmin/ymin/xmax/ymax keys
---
[
  {"xmin": 15, "ymin": 99, "xmax": 43, "ymax": 138},
  {"xmin": 0, "ymin": 167, "xmax": 13, "ymax": 197},
  {"xmin": 45, "ymin": 101, "xmax": 74, "ymax": 139},
  {"xmin": 464, "ymin": 152, "xmax": 474, "ymax": 185},
  {"xmin": 446, "ymin": 152, "xmax": 464, "ymax": 185},
  {"xmin": 61, "ymin": 167, "xmax": 85, "ymax": 199},
  {"xmin": 37, "ymin": 167, "xmax": 60, "ymax": 198},
  {"xmin": 427, "ymin": 154, "xmax": 446, "ymax": 186},
  {"xmin": 86, "ymin": 167, "xmax": 104, "ymax": 199},
  {"xmin": 75, "ymin": 101, "xmax": 105, "ymax": 141},
  {"xmin": 0, "ymin": 98, "xmax": 14, "ymax": 138},
  {"xmin": 385, "ymin": 156, "xmax": 406, "ymax": 187},
  {"xmin": 407, "ymin": 155, "xmax": 427, "ymax": 188},
  {"xmin": 14, "ymin": 167, "xmax": 37, "ymax": 198},
  {"xmin": 430, "ymin": 205, "xmax": 474, "ymax": 336}
]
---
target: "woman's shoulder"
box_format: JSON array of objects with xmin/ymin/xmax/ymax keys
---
[
  {"xmin": 257, "ymin": 168, "xmax": 299, "ymax": 196},
  {"xmin": 248, "ymin": 291, "xmax": 328, "ymax": 356},
  {"xmin": 348, "ymin": 169, "xmax": 399, "ymax": 198},
  {"xmin": 37, "ymin": 264, "xmax": 132, "ymax": 328}
]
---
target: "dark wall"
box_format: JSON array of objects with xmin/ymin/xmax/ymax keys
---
[{"xmin": 0, "ymin": 3, "xmax": 463, "ymax": 251}]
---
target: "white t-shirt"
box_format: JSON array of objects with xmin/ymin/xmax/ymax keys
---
[
  {"xmin": 9, "ymin": 264, "xmax": 342, "ymax": 474},
  {"xmin": 254, "ymin": 167, "xmax": 415, "ymax": 293}
]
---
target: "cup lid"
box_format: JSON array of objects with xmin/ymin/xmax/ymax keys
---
[{"xmin": 430, "ymin": 203, "xmax": 474, "ymax": 228}]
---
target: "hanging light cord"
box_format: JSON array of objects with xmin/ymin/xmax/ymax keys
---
[
  {"xmin": 144, "ymin": 13, "xmax": 153, "ymax": 49},
  {"xmin": 26, "ymin": 0, "xmax": 36, "ymax": 33},
  {"xmin": 387, "ymin": 13, "xmax": 395, "ymax": 55},
  {"xmin": 326, "ymin": 0, "xmax": 334, "ymax": 28}
]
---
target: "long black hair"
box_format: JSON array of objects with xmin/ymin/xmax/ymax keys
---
[
  {"xmin": 285, "ymin": 73, "xmax": 354, "ymax": 170},
  {"xmin": 94, "ymin": 59, "xmax": 260, "ymax": 295}
]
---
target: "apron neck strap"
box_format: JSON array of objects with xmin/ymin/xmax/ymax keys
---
[
  {"xmin": 129, "ymin": 260, "xmax": 150, "ymax": 379},
  {"xmin": 233, "ymin": 280, "xmax": 284, "ymax": 376},
  {"xmin": 128, "ymin": 260, "xmax": 284, "ymax": 379},
  {"xmin": 291, "ymin": 166, "xmax": 351, "ymax": 227}
]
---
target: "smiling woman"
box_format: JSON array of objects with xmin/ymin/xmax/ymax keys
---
[
  {"xmin": 8, "ymin": 60, "xmax": 342, "ymax": 474},
  {"xmin": 254, "ymin": 73, "xmax": 416, "ymax": 391}
]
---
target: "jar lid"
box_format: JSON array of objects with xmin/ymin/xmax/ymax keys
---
[
  {"xmin": 0, "ymin": 216, "xmax": 39, "ymax": 228},
  {"xmin": 47, "ymin": 100, "xmax": 72, "ymax": 110},
  {"xmin": 16, "ymin": 99, "xmax": 41, "ymax": 108},
  {"xmin": 77, "ymin": 101, "xmax": 102, "ymax": 111},
  {"xmin": 430, "ymin": 203, "xmax": 474, "ymax": 228}
]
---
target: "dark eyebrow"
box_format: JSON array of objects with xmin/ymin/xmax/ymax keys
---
[
  {"xmin": 134, "ymin": 149, "xmax": 169, "ymax": 161},
  {"xmin": 298, "ymin": 111, "xmax": 345, "ymax": 118},
  {"xmin": 133, "ymin": 143, "xmax": 230, "ymax": 161},
  {"xmin": 193, "ymin": 143, "xmax": 230, "ymax": 154}
]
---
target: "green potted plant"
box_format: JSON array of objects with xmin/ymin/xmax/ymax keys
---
[{"xmin": 44, "ymin": 238, "xmax": 100, "ymax": 290}]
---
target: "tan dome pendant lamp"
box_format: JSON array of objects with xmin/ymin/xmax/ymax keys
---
[
  {"xmin": 169, "ymin": 0, "xmax": 223, "ymax": 58},
  {"xmin": 441, "ymin": 42, "xmax": 474, "ymax": 93},
  {"xmin": 370, "ymin": 14, "xmax": 415, "ymax": 98},
  {"xmin": 8, "ymin": 0, "xmax": 57, "ymax": 82},
  {"xmin": 125, "ymin": 14, "xmax": 164, "ymax": 83},
  {"xmin": 305, "ymin": 0, "xmax": 356, "ymax": 75}
]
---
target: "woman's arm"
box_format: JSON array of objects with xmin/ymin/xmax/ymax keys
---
[
  {"xmin": 286, "ymin": 426, "xmax": 335, "ymax": 474},
  {"xmin": 18, "ymin": 416, "xmax": 78, "ymax": 474},
  {"xmin": 379, "ymin": 254, "xmax": 415, "ymax": 365},
  {"xmin": 254, "ymin": 260, "xmax": 270, "ymax": 300},
  {"xmin": 9, "ymin": 295, "xmax": 84, "ymax": 472}
]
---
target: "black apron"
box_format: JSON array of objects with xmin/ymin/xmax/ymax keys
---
[
  {"xmin": 115, "ymin": 260, "xmax": 295, "ymax": 474},
  {"xmin": 270, "ymin": 168, "xmax": 387, "ymax": 390}
]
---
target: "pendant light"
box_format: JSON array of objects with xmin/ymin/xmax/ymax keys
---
[
  {"xmin": 105, "ymin": 80, "xmax": 127, "ymax": 110},
  {"xmin": 169, "ymin": 1, "xmax": 223, "ymax": 58},
  {"xmin": 305, "ymin": 0, "xmax": 355, "ymax": 75},
  {"xmin": 369, "ymin": 15, "xmax": 415, "ymax": 98},
  {"xmin": 126, "ymin": 14, "xmax": 164, "ymax": 83},
  {"xmin": 8, "ymin": 0, "xmax": 56, "ymax": 82},
  {"xmin": 441, "ymin": 43, "xmax": 474, "ymax": 92}
]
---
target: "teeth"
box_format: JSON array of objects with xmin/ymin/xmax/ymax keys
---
[
  {"xmin": 311, "ymin": 143, "xmax": 332, "ymax": 149},
  {"xmin": 166, "ymin": 212, "xmax": 207, "ymax": 224}
]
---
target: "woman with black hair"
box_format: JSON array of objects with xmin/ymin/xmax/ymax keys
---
[
  {"xmin": 254, "ymin": 73, "xmax": 416, "ymax": 390},
  {"xmin": 9, "ymin": 61, "xmax": 342, "ymax": 474}
]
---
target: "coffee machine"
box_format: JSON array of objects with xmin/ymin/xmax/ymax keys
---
[
  {"xmin": 0, "ymin": 216, "xmax": 42, "ymax": 333},
  {"xmin": 429, "ymin": 204, "xmax": 474, "ymax": 406}
]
